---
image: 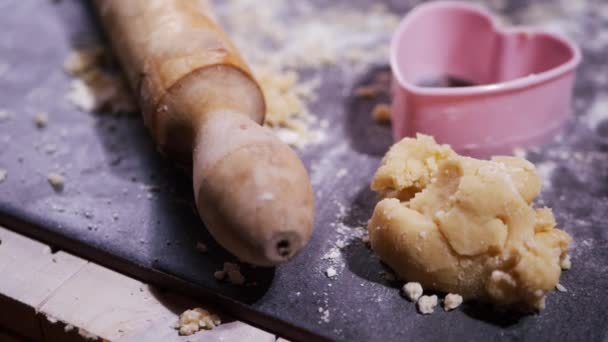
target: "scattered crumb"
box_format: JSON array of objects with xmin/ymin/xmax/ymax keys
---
[
  {"xmin": 320, "ymin": 308, "xmax": 330, "ymax": 323},
  {"xmin": 215, "ymin": 1, "xmax": 400, "ymax": 149},
  {"xmin": 78, "ymin": 328, "xmax": 99, "ymax": 341},
  {"xmin": 64, "ymin": 46, "xmax": 135, "ymax": 114},
  {"xmin": 43, "ymin": 144, "xmax": 57, "ymax": 155},
  {"xmin": 174, "ymin": 308, "xmax": 221, "ymax": 336},
  {"xmin": 535, "ymin": 161, "xmax": 557, "ymax": 188},
  {"xmin": 321, "ymin": 248, "xmax": 341, "ymax": 260},
  {"xmin": 33, "ymin": 112, "xmax": 49, "ymax": 129},
  {"xmin": 354, "ymin": 84, "xmax": 383, "ymax": 98},
  {"xmin": 0, "ymin": 169, "xmax": 6, "ymax": 183},
  {"xmin": 47, "ymin": 173, "xmax": 65, "ymax": 192},
  {"xmin": 214, "ymin": 262, "xmax": 245, "ymax": 285},
  {"xmin": 443, "ymin": 293, "xmax": 463, "ymax": 311},
  {"xmin": 325, "ymin": 266, "xmax": 337, "ymax": 278},
  {"xmin": 46, "ymin": 315, "xmax": 58, "ymax": 324},
  {"xmin": 335, "ymin": 168, "xmax": 348, "ymax": 179},
  {"xmin": 112, "ymin": 213, "xmax": 119, "ymax": 221},
  {"xmin": 63, "ymin": 47, "xmax": 105, "ymax": 75},
  {"xmin": 584, "ymin": 96, "xmax": 608, "ymax": 130},
  {"xmin": 0, "ymin": 110, "xmax": 12, "ymax": 122},
  {"xmin": 254, "ymin": 66, "xmax": 323, "ymax": 148},
  {"xmin": 402, "ymin": 282, "xmax": 423, "ymax": 302},
  {"xmin": 513, "ymin": 147, "xmax": 527, "ymax": 159},
  {"xmin": 556, "ymin": 283, "xmax": 567, "ymax": 292},
  {"xmin": 371, "ymin": 103, "xmax": 391, "ymax": 124},
  {"xmin": 64, "ymin": 324, "xmax": 74, "ymax": 332},
  {"xmin": 417, "ymin": 295, "xmax": 438, "ymax": 315},
  {"xmin": 196, "ymin": 242, "xmax": 208, "ymax": 253},
  {"xmin": 561, "ymin": 254, "xmax": 572, "ymax": 270}
]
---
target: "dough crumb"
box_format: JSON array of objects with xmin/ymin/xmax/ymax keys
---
[
  {"xmin": 196, "ymin": 242, "xmax": 208, "ymax": 253},
  {"xmin": 0, "ymin": 110, "xmax": 12, "ymax": 122},
  {"xmin": 336, "ymin": 168, "xmax": 348, "ymax": 179},
  {"xmin": 325, "ymin": 266, "xmax": 337, "ymax": 278},
  {"xmin": 214, "ymin": 262, "xmax": 245, "ymax": 285},
  {"xmin": 371, "ymin": 103, "xmax": 391, "ymax": 124},
  {"xmin": 417, "ymin": 295, "xmax": 438, "ymax": 315},
  {"xmin": 402, "ymin": 282, "xmax": 423, "ymax": 302},
  {"xmin": 64, "ymin": 324, "xmax": 74, "ymax": 332},
  {"xmin": 77, "ymin": 328, "xmax": 98, "ymax": 340},
  {"xmin": 47, "ymin": 173, "xmax": 65, "ymax": 192},
  {"xmin": 64, "ymin": 46, "xmax": 136, "ymax": 114},
  {"xmin": 0, "ymin": 169, "xmax": 7, "ymax": 183},
  {"xmin": 555, "ymin": 283, "xmax": 567, "ymax": 292},
  {"xmin": 560, "ymin": 254, "xmax": 572, "ymax": 270},
  {"xmin": 444, "ymin": 293, "xmax": 463, "ymax": 311},
  {"xmin": 354, "ymin": 84, "xmax": 383, "ymax": 98},
  {"xmin": 253, "ymin": 66, "xmax": 324, "ymax": 149},
  {"xmin": 322, "ymin": 248, "xmax": 341, "ymax": 260},
  {"xmin": 320, "ymin": 308, "xmax": 331, "ymax": 323},
  {"xmin": 368, "ymin": 134, "xmax": 571, "ymax": 311},
  {"xmin": 513, "ymin": 147, "xmax": 527, "ymax": 159},
  {"xmin": 63, "ymin": 47, "xmax": 105, "ymax": 75},
  {"xmin": 43, "ymin": 144, "xmax": 57, "ymax": 155},
  {"xmin": 174, "ymin": 308, "xmax": 221, "ymax": 336},
  {"xmin": 33, "ymin": 112, "xmax": 49, "ymax": 129}
]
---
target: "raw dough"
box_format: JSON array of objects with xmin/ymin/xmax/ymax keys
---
[
  {"xmin": 402, "ymin": 282, "xmax": 423, "ymax": 302},
  {"xmin": 174, "ymin": 308, "xmax": 221, "ymax": 336},
  {"xmin": 417, "ymin": 295, "xmax": 438, "ymax": 314},
  {"xmin": 368, "ymin": 135, "xmax": 571, "ymax": 310},
  {"xmin": 444, "ymin": 293, "xmax": 463, "ymax": 311}
]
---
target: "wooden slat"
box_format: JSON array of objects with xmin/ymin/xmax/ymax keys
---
[
  {"xmin": 118, "ymin": 320, "xmax": 277, "ymax": 342},
  {"xmin": 38, "ymin": 262, "xmax": 193, "ymax": 341},
  {"xmin": 0, "ymin": 226, "xmax": 277, "ymax": 341},
  {"xmin": 0, "ymin": 227, "xmax": 87, "ymax": 340}
]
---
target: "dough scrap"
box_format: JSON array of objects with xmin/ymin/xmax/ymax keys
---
[
  {"xmin": 368, "ymin": 134, "xmax": 571, "ymax": 310},
  {"xmin": 174, "ymin": 308, "xmax": 221, "ymax": 336}
]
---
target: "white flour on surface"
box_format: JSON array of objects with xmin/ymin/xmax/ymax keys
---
[
  {"xmin": 215, "ymin": 0, "xmax": 399, "ymax": 148},
  {"xmin": 584, "ymin": 96, "xmax": 608, "ymax": 130}
]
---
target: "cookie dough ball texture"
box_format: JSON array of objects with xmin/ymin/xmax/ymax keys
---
[{"xmin": 368, "ymin": 135, "xmax": 571, "ymax": 311}]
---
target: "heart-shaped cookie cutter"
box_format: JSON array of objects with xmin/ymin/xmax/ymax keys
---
[{"xmin": 390, "ymin": 1, "xmax": 582, "ymax": 157}]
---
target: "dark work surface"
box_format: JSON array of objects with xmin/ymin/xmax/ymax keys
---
[{"xmin": 1, "ymin": 1, "xmax": 608, "ymax": 341}]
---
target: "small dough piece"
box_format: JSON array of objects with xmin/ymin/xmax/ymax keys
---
[
  {"xmin": 214, "ymin": 262, "xmax": 245, "ymax": 285},
  {"xmin": 34, "ymin": 112, "xmax": 49, "ymax": 129},
  {"xmin": 47, "ymin": 173, "xmax": 65, "ymax": 192},
  {"xmin": 417, "ymin": 295, "xmax": 438, "ymax": 314},
  {"xmin": 444, "ymin": 293, "xmax": 463, "ymax": 311},
  {"xmin": 368, "ymin": 135, "xmax": 571, "ymax": 311},
  {"xmin": 402, "ymin": 282, "xmax": 423, "ymax": 302},
  {"xmin": 174, "ymin": 308, "xmax": 221, "ymax": 336},
  {"xmin": 560, "ymin": 254, "xmax": 572, "ymax": 270}
]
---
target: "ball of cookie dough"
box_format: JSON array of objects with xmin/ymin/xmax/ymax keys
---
[{"xmin": 368, "ymin": 134, "xmax": 571, "ymax": 311}]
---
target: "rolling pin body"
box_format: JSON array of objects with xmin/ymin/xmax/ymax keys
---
[{"xmin": 94, "ymin": 0, "xmax": 314, "ymax": 266}]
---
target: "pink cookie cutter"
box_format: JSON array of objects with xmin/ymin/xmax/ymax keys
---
[{"xmin": 389, "ymin": 1, "xmax": 582, "ymax": 157}]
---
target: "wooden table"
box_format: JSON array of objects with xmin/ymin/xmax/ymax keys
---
[{"xmin": 0, "ymin": 226, "xmax": 285, "ymax": 342}]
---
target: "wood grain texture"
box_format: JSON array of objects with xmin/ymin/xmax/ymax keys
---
[
  {"xmin": 0, "ymin": 227, "xmax": 87, "ymax": 340},
  {"xmin": 0, "ymin": 227, "xmax": 276, "ymax": 342}
]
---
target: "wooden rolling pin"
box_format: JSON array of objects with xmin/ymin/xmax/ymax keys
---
[{"xmin": 93, "ymin": 0, "xmax": 314, "ymax": 266}]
